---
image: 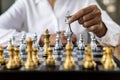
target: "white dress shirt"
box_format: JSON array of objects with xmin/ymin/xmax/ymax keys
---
[{"xmin": 0, "ymin": 0, "xmax": 120, "ymax": 47}]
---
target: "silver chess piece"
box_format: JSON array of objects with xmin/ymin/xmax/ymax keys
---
[
  {"xmin": 64, "ymin": 11, "xmax": 73, "ymax": 47},
  {"xmin": 19, "ymin": 33, "xmax": 27, "ymax": 55},
  {"xmin": 54, "ymin": 31, "xmax": 63, "ymax": 50},
  {"xmin": 7, "ymin": 38, "xmax": 12, "ymax": 51},
  {"xmin": 78, "ymin": 34, "xmax": 85, "ymax": 51},
  {"xmin": 11, "ymin": 35, "xmax": 18, "ymax": 47},
  {"xmin": 90, "ymin": 33, "xmax": 97, "ymax": 52},
  {"xmin": 33, "ymin": 33, "xmax": 39, "ymax": 49}
]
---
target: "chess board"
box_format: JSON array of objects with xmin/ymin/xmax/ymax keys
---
[{"xmin": 1, "ymin": 46, "xmax": 120, "ymax": 72}]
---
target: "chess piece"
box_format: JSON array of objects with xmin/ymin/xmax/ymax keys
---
[
  {"xmin": 0, "ymin": 46, "xmax": 7, "ymax": 65},
  {"xmin": 82, "ymin": 45, "xmax": 96, "ymax": 69},
  {"xmin": 42, "ymin": 29, "xmax": 50, "ymax": 57},
  {"xmin": 46, "ymin": 47, "xmax": 56, "ymax": 66},
  {"xmin": 33, "ymin": 33, "xmax": 39, "ymax": 49},
  {"xmin": 63, "ymin": 38, "xmax": 76, "ymax": 70},
  {"xmin": 19, "ymin": 34, "xmax": 27, "ymax": 55},
  {"xmin": 64, "ymin": 11, "xmax": 73, "ymax": 47},
  {"xmin": 90, "ymin": 33, "xmax": 97, "ymax": 52},
  {"xmin": 101, "ymin": 47, "xmax": 107, "ymax": 65},
  {"xmin": 7, "ymin": 38, "xmax": 12, "ymax": 51},
  {"xmin": 14, "ymin": 47, "xmax": 23, "ymax": 66},
  {"xmin": 6, "ymin": 44, "xmax": 20, "ymax": 69},
  {"xmin": 11, "ymin": 35, "xmax": 18, "ymax": 47},
  {"xmin": 54, "ymin": 31, "xmax": 63, "ymax": 50},
  {"xmin": 24, "ymin": 37, "xmax": 37, "ymax": 69},
  {"xmin": 103, "ymin": 47, "xmax": 116, "ymax": 70},
  {"xmin": 32, "ymin": 47, "xmax": 40, "ymax": 65},
  {"xmin": 78, "ymin": 34, "xmax": 85, "ymax": 51}
]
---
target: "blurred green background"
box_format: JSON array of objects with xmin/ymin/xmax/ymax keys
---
[{"xmin": 0, "ymin": 0, "xmax": 120, "ymax": 25}]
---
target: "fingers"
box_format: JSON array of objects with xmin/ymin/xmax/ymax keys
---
[
  {"xmin": 82, "ymin": 15, "xmax": 101, "ymax": 28},
  {"xmin": 69, "ymin": 5, "xmax": 97, "ymax": 23}
]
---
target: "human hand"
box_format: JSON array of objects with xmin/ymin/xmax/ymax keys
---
[{"xmin": 69, "ymin": 5, "xmax": 107, "ymax": 37}]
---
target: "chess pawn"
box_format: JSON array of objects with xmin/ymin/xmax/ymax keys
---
[
  {"xmin": 24, "ymin": 38, "xmax": 37, "ymax": 69},
  {"xmin": 14, "ymin": 47, "xmax": 23, "ymax": 66},
  {"xmin": 42, "ymin": 29, "xmax": 50, "ymax": 57},
  {"xmin": 46, "ymin": 47, "xmax": 56, "ymax": 66},
  {"xmin": 6, "ymin": 45, "xmax": 19, "ymax": 69},
  {"xmin": 103, "ymin": 47, "xmax": 117, "ymax": 70},
  {"xmin": 63, "ymin": 40, "xmax": 76, "ymax": 70},
  {"xmin": 101, "ymin": 47, "xmax": 107, "ymax": 65},
  {"xmin": 19, "ymin": 37, "xmax": 26, "ymax": 55},
  {"xmin": 82, "ymin": 45, "xmax": 96, "ymax": 69},
  {"xmin": 78, "ymin": 34, "xmax": 85, "ymax": 50},
  {"xmin": 0, "ymin": 47, "xmax": 7, "ymax": 65},
  {"xmin": 32, "ymin": 47, "xmax": 40, "ymax": 65},
  {"xmin": 54, "ymin": 31, "xmax": 63, "ymax": 50},
  {"xmin": 90, "ymin": 33, "xmax": 97, "ymax": 52}
]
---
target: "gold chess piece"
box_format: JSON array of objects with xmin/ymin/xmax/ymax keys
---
[
  {"xmin": 32, "ymin": 47, "xmax": 40, "ymax": 65},
  {"xmin": 42, "ymin": 29, "xmax": 50, "ymax": 57},
  {"xmin": 14, "ymin": 47, "xmax": 23, "ymax": 66},
  {"xmin": 46, "ymin": 47, "xmax": 56, "ymax": 66},
  {"xmin": 24, "ymin": 37, "xmax": 37, "ymax": 70},
  {"xmin": 63, "ymin": 41, "xmax": 76, "ymax": 70},
  {"xmin": 101, "ymin": 47, "xmax": 107, "ymax": 65},
  {"xmin": 6, "ymin": 45, "xmax": 19, "ymax": 69},
  {"xmin": 103, "ymin": 47, "xmax": 117, "ymax": 70},
  {"xmin": 0, "ymin": 46, "xmax": 7, "ymax": 65},
  {"xmin": 82, "ymin": 45, "xmax": 96, "ymax": 69}
]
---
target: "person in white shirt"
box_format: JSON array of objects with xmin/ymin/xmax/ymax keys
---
[{"xmin": 0, "ymin": 0, "xmax": 120, "ymax": 49}]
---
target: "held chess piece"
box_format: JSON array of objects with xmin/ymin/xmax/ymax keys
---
[
  {"xmin": 82, "ymin": 45, "xmax": 96, "ymax": 69},
  {"xmin": 42, "ymin": 29, "xmax": 50, "ymax": 58},
  {"xmin": 0, "ymin": 47, "xmax": 7, "ymax": 65},
  {"xmin": 14, "ymin": 47, "xmax": 23, "ymax": 66},
  {"xmin": 46, "ymin": 47, "xmax": 56, "ymax": 66},
  {"xmin": 6, "ymin": 44, "xmax": 20, "ymax": 69},
  {"xmin": 24, "ymin": 38, "xmax": 37, "ymax": 70},
  {"xmin": 101, "ymin": 47, "xmax": 107, "ymax": 65},
  {"xmin": 78, "ymin": 34, "xmax": 85, "ymax": 51},
  {"xmin": 103, "ymin": 47, "xmax": 117, "ymax": 70},
  {"xmin": 64, "ymin": 11, "xmax": 73, "ymax": 48},
  {"xmin": 63, "ymin": 38, "xmax": 76, "ymax": 70},
  {"xmin": 32, "ymin": 47, "xmax": 40, "ymax": 65},
  {"xmin": 54, "ymin": 31, "xmax": 63, "ymax": 50}
]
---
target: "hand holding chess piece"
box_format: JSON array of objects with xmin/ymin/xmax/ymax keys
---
[{"xmin": 69, "ymin": 5, "xmax": 107, "ymax": 38}]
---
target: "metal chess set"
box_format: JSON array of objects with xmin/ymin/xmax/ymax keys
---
[
  {"xmin": 0, "ymin": 11, "xmax": 119, "ymax": 72},
  {"xmin": 0, "ymin": 45, "xmax": 119, "ymax": 71}
]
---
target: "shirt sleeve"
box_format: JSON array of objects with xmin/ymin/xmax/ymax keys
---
[
  {"xmin": 87, "ymin": 0, "xmax": 120, "ymax": 47},
  {"xmin": 96, "ymin": 11, "xmax": 120, "ymax": 47},
  {"xmin": 0, "ymin": 0, "xmax": 41, "ymax": 47}
]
